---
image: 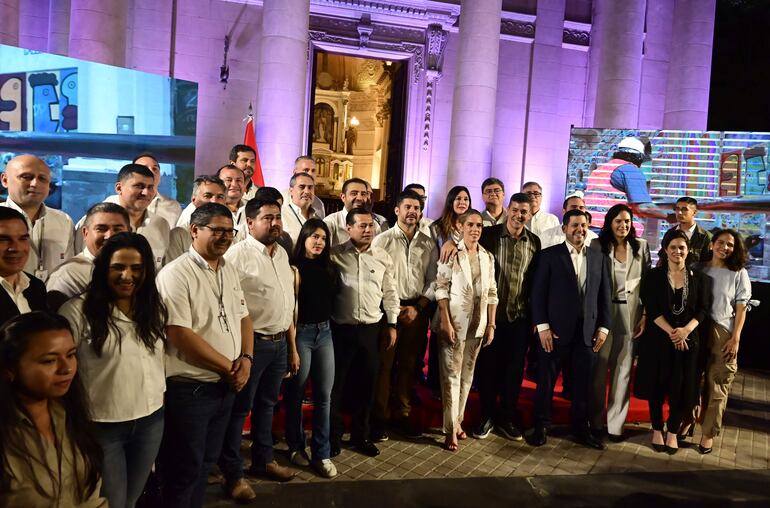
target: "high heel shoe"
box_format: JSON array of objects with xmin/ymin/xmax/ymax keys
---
[
  {"xmin": 664, "ymin": 445, "xmax": 679, "ymax": 455},
  {"xmin": 676, "ymin": 424, "xmax": 694, "ymax": 444},
  {"xmin": 651, "ymin": 431, "xmax": 666, "ymax": 453},
  {"xmin": 698, "ymin": 437, "xmax": 713, "ymax": 455}
]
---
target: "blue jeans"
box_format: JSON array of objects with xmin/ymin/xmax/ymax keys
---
[
  {"xmin": 159, "ymin": 380, "xmax": 234, "ymax": 508},
  {"xmin": 285, "ymin": 321, "xmax": 335, "ymax": 460},
  {"xmin": 219, "ymin": 337, "xmax": 287, "ymax": 481},
  {"xmin": 96, "ymin": 407, "xmax": 164, "ymax": 508}
]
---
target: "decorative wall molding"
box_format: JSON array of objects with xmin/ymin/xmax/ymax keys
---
[{"xmin": 422, "ymin": 24, "xmax": 447, "ymax": 151}]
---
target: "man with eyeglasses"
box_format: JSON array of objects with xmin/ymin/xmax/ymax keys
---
[
  {"xmin": 522, "ymin": 181, "xmax": 559, "ymax": 237},
  {"xmin": 481, "ymin": 178, "xmax": 507, "ymax": 227},
  {"xmin": 329, "ymin": 208, "xmax": 400, "ymax": 458},
  {"xmin": 218, "ymin": 198, "xmax": 298, "ymax": 498},
  {"xmin": 324, "ymin": 177, "xmax": 382, "ymax": 246},
  {"xmin": 156, "ymin": 202, "xmax": 253, "ymax": 508}
]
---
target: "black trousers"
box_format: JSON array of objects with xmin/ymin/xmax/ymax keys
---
[
  {"xmin": 476, "ymin": 317, "xmax": 530, "ymax": 424},
  {"xmin": 534, "ymin": 333, "xmax": 597, "ymax": 432},
  {"xmin": 330, "ymin": 321, "xmax": 381, "ymax": 446}
]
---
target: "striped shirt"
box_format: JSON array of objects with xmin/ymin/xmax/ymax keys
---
[{"xmin": 488, "ymin": 226, "xmax": 539, "ymax": 322}]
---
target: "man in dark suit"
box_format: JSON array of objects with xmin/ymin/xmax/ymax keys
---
[
  {"xmin": 658, "ymin": 196, "xmax": 711, "ymax": 265},
  {"xmin": 530, "ymin": 209, "xmax": 611, "ymax": 450},
  {"xmin": 0, "ymin": 207, "xmax": 47, "ymax": 326}
]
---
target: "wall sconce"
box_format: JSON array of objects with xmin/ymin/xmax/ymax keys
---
[{"xmin": 349, "ymin": 116, "xmax": 360, "ymax": 127}]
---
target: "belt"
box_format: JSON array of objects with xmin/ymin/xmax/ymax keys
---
[
  {"xmin": 612, "ymin": 300, "xmax": 628, "ymax": 304},
  {"xmin": 254, "ymin": 330, "xmax": 287, "ymax": 342}
]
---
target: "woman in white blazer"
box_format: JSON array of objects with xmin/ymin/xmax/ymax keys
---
[
  {"xmin": 435, "ymin": 209, "xmax": 498, "ymax": 451},
  {"xmin": 590, "ymin": 204, "xmax": 651, "ymax": 441}
]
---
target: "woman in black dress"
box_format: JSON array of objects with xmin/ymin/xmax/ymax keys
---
[{"xmin": 635, "ymin": 229, "xmax": 708, "ymax": 454}]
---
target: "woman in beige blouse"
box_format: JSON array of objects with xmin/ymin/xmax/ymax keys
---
[{"xmin": 435, "ymin": 209, "xmax": 498, "ymax": 451}]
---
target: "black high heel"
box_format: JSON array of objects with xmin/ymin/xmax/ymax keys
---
[
  {"xmin": 676, "ymin": 425, "xmax": 694, "ymax": 444},
  {"xmin": 698, "ymin": 444, "xmax": 713, "ymax": 455},
  {"xmin": 652, "ymin": 431, "xmax": 666, "ymax": 453}
]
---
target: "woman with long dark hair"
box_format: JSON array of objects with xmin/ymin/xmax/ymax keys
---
[
  {"xmin": 590, "ymin": 204, "xmax": 651, "ymax": 441},
  {"xmin": 698, "ymin": 229, "xmax": 751, "ymax": 454},
  {"xmin": 430, "ymin": 186, "xmax": 471, "ymax": 249},
  {"xmin": 0, "ymin": 311, "xmax": 105, "ymax": 507},
  {"xmin": 59, "ymin": 232, "xmax": 167, "ymax": 508},
  {"xmin": 284, "ymin": 218, "xmax": 339, "ymax": 478},
  {"xmin": 634, "ymin": 229, "xmax": 707, "ymax": 455}
]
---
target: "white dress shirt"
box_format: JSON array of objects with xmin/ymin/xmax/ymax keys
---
[
  {"xmin": 281, "ymin": 190, "xmax": 326, "ymax": 219},
  {"xmin": 176, "ymin": 202, "xmax": 196, "ymax": 227},
  {"xmin": 157, "ymin": 247, "xmax": 249, "ymax": 382},
  {"xmin": 526, "ymin": 209, "xmax": 560, "ymax": 237},
  {"xmin": 324, "ymin": 208, "xmax": 382, "ymax": 247},
  {"xmin": 539, "ymin": 224, "xmax": 598, "ymax": 249},
  {"xmin": 680, "ymin": 222, "xmax": 697, "ymax": 240},
  {"xmin": 1, "ymin": 199, "xmax": 74, "ymax": 280},
  {"xmin": 330, "ymin": 240, "xmax": 400, "ymax": 325},
  {"xmin": 105, "ymin": 193, "xmax": 181, "ymax": 229},
  {"xmin": 1, "ymin": 272, "xmax": 31, "ymax": 314},
  {"xmin": 45, "ymin": 247, "xmax": 95, "ymax": 298},
  {"xmin": 164, "ymin": 226, "xmax": 192, "ymax": 264},
  {"xmin": 372, "ymin": 224, "xmax": 437, "ymax": 301},
  {"xmin": 282, "ymin": 201, "xmax": 317, "ymax": 245},
  {"xmin": 59, "ymin": 295, "xmax": 165, "ymax": 422},
  {"xmin": 224, "ymin": 234, "xmax": 294, "ymax": 334}
]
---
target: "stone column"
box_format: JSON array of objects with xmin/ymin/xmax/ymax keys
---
[
  {"xmin": 639, "ymin": 0, "xmax": 675, "ymax": 129},
  {"xmin": 48, "ymin": 0, "xmax": 70, "ymax": 55},
  {"xmin": 69, "ymin": 0, "xmax": 128, "ymax": 66},
  {"xmin": 446, "ymin": 0, "xmax": 502, "ymax": 195},
  {"xmin": 0, "ymin": 0, "xmax": 20, "ymax": 46},
  {"xmin": 663, "ymin": 0, "xmax": 716, "ymax": 129},
  {"xmin": 521, "ymin": 0, "xmax": 566, "ymax": 214},
  {"xmin": 592, "ymin": 0, "xmax": 646, "ymax": 128},
  {"xmin": 255, "ymin": 0, "xmax": 310, "ymax": 189}
]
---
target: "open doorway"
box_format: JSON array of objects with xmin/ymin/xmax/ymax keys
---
[{"xmin": 307, "ymin": 50, "xmax": 406, "ymax": 214}]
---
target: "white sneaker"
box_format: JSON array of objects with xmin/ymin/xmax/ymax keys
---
[
  {"xmin": 290, "ymin": 450, "xmax": 310, "ymax": 467},
  {"xmin": 312, "ymin": 458, "xmax": 338, "ymax": 478}
]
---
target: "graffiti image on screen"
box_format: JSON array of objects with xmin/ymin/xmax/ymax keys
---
[
  {"xmin": 567, "ymin": 128, "xmax": 770, "ymax": 282},
  {"xmin": 0, "ymin": 68, "xmax": 78, "ymax": 132}
]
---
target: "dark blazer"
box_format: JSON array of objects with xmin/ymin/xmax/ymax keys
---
[
  {"xmin": 531, "ymin": 242, "xmax": 612, "ymax": 347},
  {"xmin": 0, "ymin": 272, "xmax": 48, "ymax": 327},
  {"xmin": 658, "ymin": 224, "xmax": 712, "ymax": 265}
]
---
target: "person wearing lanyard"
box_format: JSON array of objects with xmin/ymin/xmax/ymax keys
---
[
  {"xmin": 165, "ymin": 176, "xmax": 226, "ymax": 263},
  {"xmin": 156, "ymin": 202, "xmax": 252, "ymax": 508},
  {"xmin": 281, "ymin": 156, "xmax": 326, "ymax": 219},
  {"xmin": 1, "ymin": 154, "xmax": 75, "ymax": 281},
  {"xmin": 0, "ymin": 207, "xmax": 48, "ymax": 327},
  {"xmin": 46, "ymin": 203, "xmax": 130, "ymax": 312},
  {"xmin": 329, "ymin": 208, "xmax": 400, "ymax": 458},
  {"xmin": 370, "ymin": 190, "xmax": 437, "ymax": 441},
  {"xmin": 218, "ymin": 198, "xmax": 298, "ymax": 500},
  {"xmin": 282, "ymin": 172, "xmax": 318, "ymax": 246}
]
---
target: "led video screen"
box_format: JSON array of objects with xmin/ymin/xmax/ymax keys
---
[
  {"xmin": 567, "ymin": 128, "xmax": 770, "ymax": 283},
  {"xmin": 0, "ymin": 44, "xmax": 197, "ymax": 222}
]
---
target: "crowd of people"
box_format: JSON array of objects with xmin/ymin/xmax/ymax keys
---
[{"xmin": 0, "ymin": 138, "xmax": 752, "ymax": 507}]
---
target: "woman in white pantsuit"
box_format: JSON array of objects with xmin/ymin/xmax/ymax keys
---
[
  {"xmin": 435, "ymin": 209, "xmax": 498, "ymax": 451},
  {"xmin": 590, "ymin": 204, "xmax": 651, "ymax": 440}
]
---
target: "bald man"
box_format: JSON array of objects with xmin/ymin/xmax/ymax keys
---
[{"xmin": 1, "ymin": 155, "xmax": 74, "ymax": 280}]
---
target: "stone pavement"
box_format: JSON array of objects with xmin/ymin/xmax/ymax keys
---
[{"xmin": 204, "ymin": 369, "xmax": 770, "ymax": 506}]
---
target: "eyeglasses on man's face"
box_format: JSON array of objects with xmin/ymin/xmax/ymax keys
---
[{"xmin": 200, "ymin": 225, "xmax": 237, "ymax": 237}]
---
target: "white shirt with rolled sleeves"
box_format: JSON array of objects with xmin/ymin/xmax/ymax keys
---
[
  {"xmin": 45, "ymin": 247, "xmax": 94, "ymax": 299},
  {"xmin": 526, "ymin": 209, "xmax": 560, "ymax": 237},
  {"xmin": 371, "ymin": 224, "xmax": 437, "ymax": 302},
  {"xmin": 157, "ymin": 247, "xmax": 249, "ymax": 382},
  {"xmin": 59, "ymin": 295, "xmax": 165, "ymax": 422},
  {"xmin": 224, "ymin": 234, "xmax": 294, "ymax": 335},
  {"xmin": 330, "ymin": 240, "xmax": 400, "ymax": 326},
  {"xmin": 324, "ymin": 208, "xmax": 382, "ymax": 247},
  {"xmin": 1, "ymin": 199, "xmax": 74, "ymax": 280}
]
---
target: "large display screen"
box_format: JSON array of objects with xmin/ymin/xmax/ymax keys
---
[
  {"xmin": 0, "ymin": 44, "xmax": 197, "ymax": 222},
  {"xmin": 567, "ymin": 128, "xmax": 770, "ymax": 282}
]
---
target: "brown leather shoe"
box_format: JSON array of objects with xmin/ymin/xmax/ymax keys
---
[
  {"xmin": 223, "ymin": 478, "xmax": 256, "ymax": 501},
  {"xmin": 258, "ymin": 460, "xmax": 295, "ymax": 482}
]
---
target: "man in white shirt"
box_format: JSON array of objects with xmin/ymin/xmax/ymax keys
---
[
  {"xmin": 324, "ymin": 177, "xmax": 381, "ymax": 246},
  {"xmin": 0, "ymin": 207, "xmax": 47, "ymax": 326},
  {"xmin": 217, "ymin": 164, "xmax": 248, "ymax": 230},
  {"xmin": 522, "ymin": 181, "xmax": 559, "ymax": 237},
  {"xmin": 230, "ymin": 144, "xmax": 259, "ymax": 201},
  {"xmin": 481, "ymin": 177, "xmax": 507, "ymax": 227},
  {"xmin": 282, "ymin": 172, "xmax": 318, "ymax": 246},
  {"xmin": 371, "ymin": 190, "xmax": 437, "ymax": 440},
  {"xmin": 166, "ymin": 176, "xmax": 227, "ymax": 263},
  {"xmin": 218, "ymin": 198, "xmax": 298, "ymax": 493},
  {"xmin": 156, "ymin": 202, "xmax": 253, "ymax": 507},
  {"xmin": 403, "ymin": 183, "xmax": 433, "ymax": 235},
  {"xmin": 282, "ymin": 156, "xmax": 326, "ymax": 219},
  {"xmin": 1, "ymin": 154, "xmax": 74, "ymax": 280},
  {"xmin": 364, "ymin": 180, "xmax": 390, "ymax": 232},
  {"xmin": 133, "ymin": 153, "xmax": 182, "ymax": 227},
  {"xmin": 539, "ymin": 195, "xmax": 599, "ymax": 249},
  {"xmin": 329, "ymin": 208, "xmax": 400, "ymax": 458},
  {"xmin": 46, "ymin": 202, "xmax": 129, "ymax": 311}
]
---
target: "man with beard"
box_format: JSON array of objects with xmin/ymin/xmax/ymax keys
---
[
  {"xmin": 46, "ymin": 202, "xmax": 129, "ymax": 311},
  {"xmin": 218, "ymin": 198, "xmax": 298, "ymax": 498},
  {"xmin": 324, "ymin": 177, "xmax": 381, "ymax": 246},
  {"xmin": 282, "ymin": 171, "xmax": 318, "ymax": 246},
  {"xmin": 156, "ymin": 202, "xmax": 252, "ymax": 508},
  {"xmin": 371, "ymin": 190, "xmax": 437, "ymax": 440},
  {"xmin": 229, "ymin": 144, "xmax": 259, "ymax": 201}
]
